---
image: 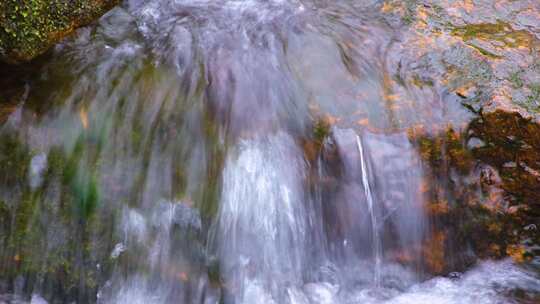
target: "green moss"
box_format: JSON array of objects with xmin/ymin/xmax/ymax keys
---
[
  {"xmin": 313, "ymin": 119, "xmax": 330, "ymax": 146},
  {"xmin": 401, "ymin": 0, "xmax": 417, "ymax": 26},
  {"xmin": 509, "ymin": 72, "xmax": 524, "ymax": 89},
  {"xmin": 0, "ymin": 0, "xmax": 119, "ymax": 63},
  {"xmin": 453, "ymin": 22, "xmax": 508, "ymax": 41},
  {"xmin": 527, "ymin": 84, "xmax": 540, "ymax": 103},
  {"xmin": 64, "ymin": 168, "xmax": 99, "ymax": 222},
  {"xmin": 417, "ymin": 136, "xmax": 443, "ymax": 167},
  {"xmin": 514, "ymin": 83, "xmax": 540, "ymax": 113},
  {"xmin": 0, "ymin": 133, "xmax": 32, "ymax": 186},
  {"xmin": 402, "ymin": 14, "xmax": 414, "ymax": 25},
  {"xmin": 446, "ymin": 128, "xmax": 473, "ymax": 174},
  {"xmin": 468, "ymin": 44, "xmax": 502, "ymax": 59},
  {"xmin": 12, "ymin": 193, "xmax": 39, "ymax": 246},
  {"xmin": 45, "ymin": 147, "xmax": 66, "ymax": 178},
  {"xmin": 411, "ymin": 74, "xmax": 434, "ymax": 88},
  {"xmin": 207, "ymin": 259, "xmax": 222, "ymax": 286},
  {"xmin": 452, "ymin": 21, "xmax": 537, "ymax": 51},
  {"xmin": 431, "ymin": 4, "xmax": 444, "ymax": 15},
  {"xmin": 0, "ymin": 130, "xmax": 112, "ymax": 301},
  {"xmin": 62, "ymin": 136, "xmax": 102, "ymax": 222},
  {"xmin": 412, "ymin": 111, "xmax": 540, "ymax": 266},
  {"xmin": 468, "ymin": 110, "xmax": 540, "ymax": 254},
  {"xmin": 0, "ymin": 200, "xmax": 10, "ymax": 241}
]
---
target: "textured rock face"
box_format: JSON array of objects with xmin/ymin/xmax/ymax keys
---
[
  {"xmin": 373, "ymin": 1, "xmax": 540, "ymax": 269},
  {"xmin": 380, "ymin": 0, "xmax": 540, "ymax": 121},
  {"xmin": 411, "ymin": 110, "xmax": 540, "ymax": 273},
  {"xmin": 0, "ymin": 0, "xmax": 119, "ymax": 63}
]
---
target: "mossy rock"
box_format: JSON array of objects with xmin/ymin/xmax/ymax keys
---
[{"xmin": 0, "ymin": 0, "xmax": 119, "ymax": 63}]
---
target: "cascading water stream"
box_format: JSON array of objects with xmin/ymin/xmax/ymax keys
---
[
  {"xmin": 209, "ymin": 132, "xmax": 308, "ymax": 304},
  {"xmin": 0, "ymin": 0, "xmax": 539, "ymax": 303},
  {"xmin": 356, "ymin": 134, "xmax": 382, "ymax": 286}
]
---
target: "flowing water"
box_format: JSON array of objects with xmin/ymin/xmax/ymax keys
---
[
  {"xmin": 0, "ymin": 0, "xmax": 539, "ymax": 303},
  {"xmin": 357, "ymin": 134, "xmax": 382, "ymax": 286}
]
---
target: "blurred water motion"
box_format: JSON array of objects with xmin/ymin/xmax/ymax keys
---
[{"xmin": 0, "ymin": 0, "xmax": 539, "ymax": 303}]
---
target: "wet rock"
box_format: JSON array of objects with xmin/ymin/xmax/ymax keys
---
[
  {"xmin": 30, "ymin": 294, "xmax": 47, "ymax": 304},
  {"xmin": 171, "ymin": 203, "xmax": 202, "ymax": 232},
  {"xmin": 0, "ymin": 0, "xmax": 119, "ymax": 63},
  {"xmin": 382, "ymin": 0, "xmax": 540, "ymax": 121},
  {"xmin": 110, "ymin": 243, "xmax": 126, "ymax": 259},
  {"xmin": 411, "ymin": 109, "xmax": 540, "ymax": 273},
  {"xmin": 28, "ymin": 153, "xmax": 47, "ymax": 190},
  {"xmin": 448, "ymin": 271, "xmax": 462, "ymax": 280},
  {"xmin": 379, "ymin": 2, "xmax": 540, "ymax": 270},
  {"xmin": 0, "ymin": 60, "xmax": 39, "ymax": 124},
  {"xmin": 469, "ymin": 111, "xmax": 540, "ymax": 259}
]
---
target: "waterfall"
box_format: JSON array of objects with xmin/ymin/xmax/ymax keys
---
[
  {"xmin": 209, "ymin": 132, "xmax": 308, "ymax": 304},
  {"xmin": 1, "ymin": 1, "xmax": 539, "ymax": 303},
  {"xmin": 356, "ymin": 134, "xmax": 382, "ymax": 286}
]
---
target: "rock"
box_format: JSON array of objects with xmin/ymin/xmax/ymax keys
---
[
  {"xmin": 172, "ymin": 203, "xmax": 202, "ymax": 232},
  {"xmin": 378, "ymin": 2, "xmax": 540, "ymax": 269},
  {"xmin": 382, "ymin": 0, "xmax": 540, "ymax": 122},
  {"xmin": 110, "ymin": 243, "xmax": 126, "ymax": 259},
  {"xmin": 411, "ymin": 109, "xmax": 540, "ymax": 273},
  {"xmin": 28, "ymin": 152, "xmax": 47, "ymax": 190},
  {"xmin": 30, "ymin": 294, "xmax": 48, "ymax": 304},
  {"xmin": 448, "ymin": 272, "xmax": 462, "ymax": 280},
  {"xmin": 0, "ymin": 60, "xmax": 38, "ymax": 124},
  {"xmin": 0, "ymin": 0, "xmax": 119, "ymax": 63}
]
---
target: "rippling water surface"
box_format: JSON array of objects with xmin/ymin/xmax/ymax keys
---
[{"xmin": 0, "ymin": 0, "xmax": 539, "ymax": 303}]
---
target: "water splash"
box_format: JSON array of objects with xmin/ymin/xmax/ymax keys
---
[
  {"xmin": 98, "ymin": 200, "xmax": 211, "ymax": 304},
  {"xmin": 209, "ymin": 131, "xmax": 307, "ymax": 303}
]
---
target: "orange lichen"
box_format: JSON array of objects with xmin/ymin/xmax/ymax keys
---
[
  {"xmin": 488, "ymin": 243, "xmax": 502, "ymax": 256},
  {"xmin": 357, "ymin": 118, "xmax": 369, "ymax": 126},
  {"xmin": 79, "ymin": 107, "xmax": 88, "ymax": 129},
  {"xmin": 381, "ymin": 2, "xmax": 394, "ymax": 14},
  {"xmin": 487, "ymin": 222, "xmax": 502, "ymax": 234},
  {"xmin": 506, "ymin": 245, "xmax": 526, "ymax": 263},
  {"xmin": 423, "ymin": 231, "xmax": 446, "ymax": 274},
  {"xmin": 428, "ymin": 200, "xmax": 450, "ymax": 215}
]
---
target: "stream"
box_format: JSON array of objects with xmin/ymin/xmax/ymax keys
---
[{"xmin": 0, "ymin": 0, "xmax": 539, "ymax": 303}]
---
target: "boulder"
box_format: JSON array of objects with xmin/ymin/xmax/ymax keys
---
[{"xmin": 0, "ymin": 0, "xmax": 119, "ymax": 63}]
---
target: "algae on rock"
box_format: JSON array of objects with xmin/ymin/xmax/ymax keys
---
[{"xmin": 0, "ymin": 0, "xmax": 119, "ymax": 63}]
